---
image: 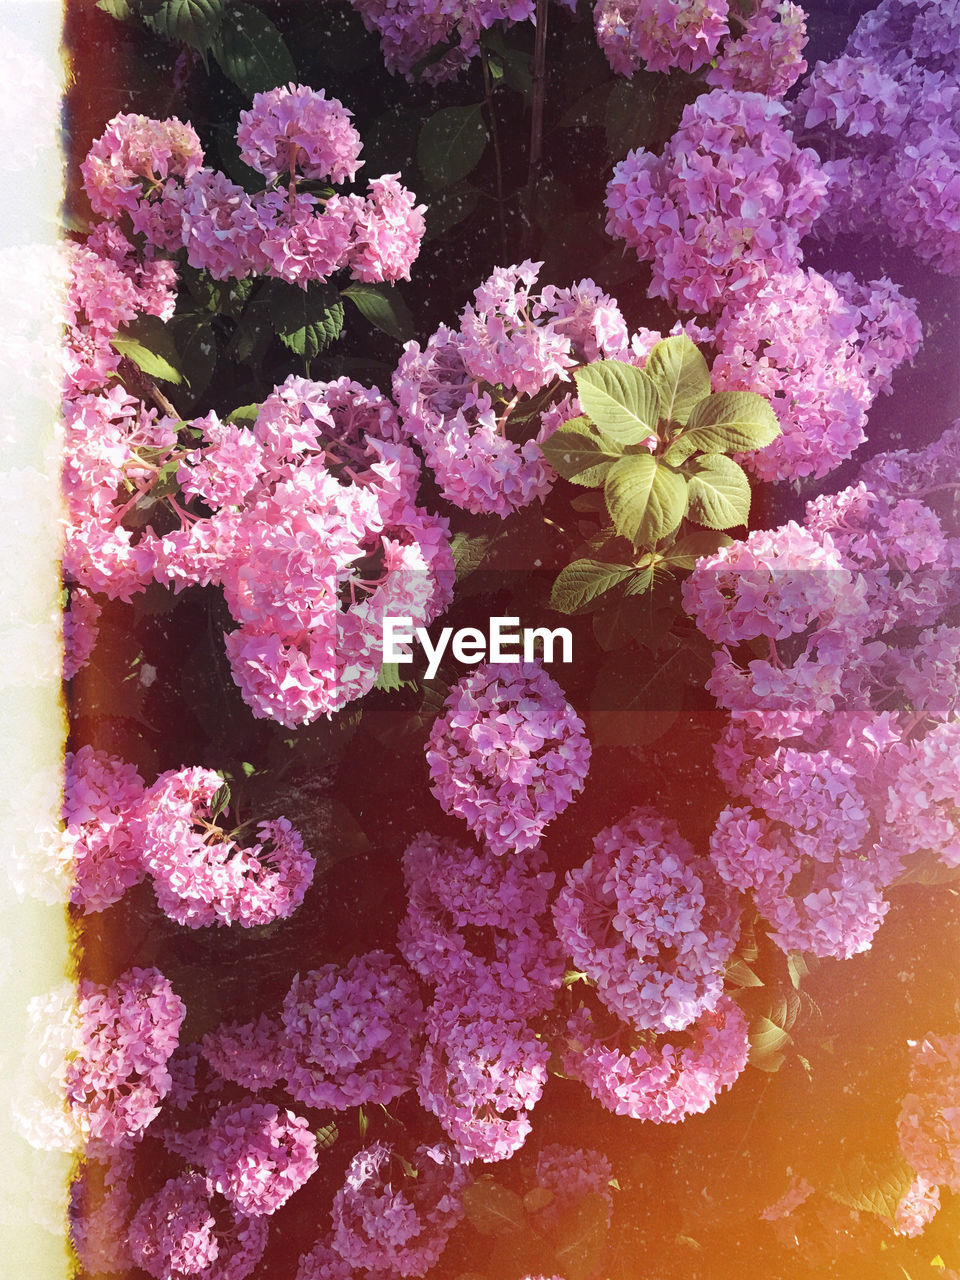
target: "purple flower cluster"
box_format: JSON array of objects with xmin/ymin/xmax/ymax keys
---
[
  {"xmin": 685, "ymin": 421, "xmax": 960, "ymax": 958},
  {"xmin": 399, "ymin": 832, "xmax": 563, "ymax": 1015},
  {"xmin": 280, "ymin": 951, "xmax": 425, "ymax": 1108},
  {"xmin": 800, "ymin": 0, "xmax": 960, "ymax": 275},
  {"xmin": 605, "ymin": 89, "xmax": 829, "ymax": 313},
  {"xmin": 83, "ymin": 89, "xmax": 426, "ymax": 287},
  {"xmin": 898, "ymin": 1033, "xmax": 960, "ymax": 1196},
  {"xmin": 346, "ymin": 0, "xmax": 575, "ymax": 82},
  {"xmin": 594, "ymin": 0, "xmax": 729, "ymax": 76},
  {"xmin": 393, "ymin": 263, "xmax": 629, "ymax": 515},
  {"xmin": 330, "ymin": 1141, "xmax": 467, "ymax": 1276},
  {"xmin": 66, "ymin": 967, "xmax": 185, "ymax": 1150},
  {"xmin": 553, "ymin": 808, "xmax": 740, "ymax": 1033},
  {"xmin": 426, "ymin": 662, "xmax": 591, "ymax": 854},
  {"xmin": 164, "ymin": 376, "xmax": 454, "ymax": 725},
  {"xmin": 705, "ymin": 1, "xmax": 808, "ymax": 99},
  {"xmin": 561, "ymin": 997, "xmax": 750, "ymax": 1123}
]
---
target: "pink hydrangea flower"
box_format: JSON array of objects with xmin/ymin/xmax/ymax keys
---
[
  {"xmin": 553, "ymin": 808, "xmax": 739, "ymax": 1033},
  {"xmin": 898, "ymin": 1033, "xmax": 960, "ymax": 1194},
  {"xmin": 594, "ymin": 0, "xmax": 729, "ymax": 76},
  {"xmin": 236, "ymin": 84, "xmax": 363, "ymax": 183},
  {"xmin": 202, "ymin": 1100, "xmax": 319, "ymax": 1217},
  {"xmin": 280, "ymin": 951, "xmax": 425, "ymax": 1109},
  {"xmin": 128, "ymin": 1173, "xmax": 267, "ymax": 1280},
  {"xmin": 706, "ymin": 0, "xmax": 807, "ymax": 98},
  {"xmin": 426, "ymin": 662, "xmax": 591, "ymax": 855},
  {"xmin": 63, "ymin": 745, "xmax": 146, "ymax": 913},
  {"xmin": 81, "ymin": 113, "xmax": 203, "ymax": 220}
]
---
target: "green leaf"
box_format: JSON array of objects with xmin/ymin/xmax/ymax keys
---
[
  {"xmin": 226, "ymin": 403, "xmax": 260, "ymax": 427},
  {"xmin": 539, "ymin": 417, "xmax": 622, "ymax": 486},
  {"xmin": 550, "ymin": 560, "xmax": 636, "ymax": 614},
  {"xmin": 423, "ymin": 182, "xmax": 481, "ymax": 242},
  {"xmin": 450, "ymin": 532, "xmax": 494, "ymax": 580},
  {"xmin": 553, "ymin": 1193, "xmax": 610, "ymax": 1280},
  {"xmin": 461, "ymin": 1180, "xmax": 525, "ymax": 1237},
  {"xmin": 417, "ymin": 105, "xmax": 488, "ymax": 189},
  {"xmin": 684, "ymin": 454, "xmax": 751, "ymax": 530},
  {"xmin": 111, "ymin": 315, "xmax": 183, "ymax": 385},
  {"xmin": 269, "ymin": 281, "xmax": 345, "ymax": 360},
  {"xmin": 357, "ymin": 1107, "xmax": 369, "ymax": 1137},
  {"xmin": 725, "ymin": 958, "xmax": 764, "ymax": 989},
  {"xmin": 664, "ymin": 529, "xmax": 735, "ymax": 570},
  {"xmin": 604, "ymin": 453, "xmax": 686, "ymax": 546},
  {"xmin": 97, "ymin": 0, "xmax": 132, "ymax": 18},
  {"xmin": 787, "ymin": 951, "xmax": 820, "ymax": 989},
  {"xmin": 828, "ymin": 1155, "xmax": 916, "ymax": 1224},
  {"xmin": 749, "ymin": 991, "xmax": 801, "ymax": 1073},
  {"xmin": 212, "ymin": 3, "xmax": 296, "ymax": 95},
  {"xmin": 315, "ymin": 1121, "xmax": 338, "ymax": 1150},
  {"xmin": 143, "ymin": 0, "xmax": 223, "ymax": 48},
  {"xmin": 605, "ymin": 76, "xmax": 658, "ymax": 158},
  {"xmin": 664, "ymin": 390, "xmax": 781, "ymax": 464},
  {"xmin": 374, "ymin": 662, "xmax": 403, "ymax": 693},
  {"xmin": 341, "ymin": 282, "xmax": 415, "ymax": 344},
  {"xmin": 643, "ymin": 336, "xmax": 711, "ymax": 428},
  {"xmin": 209, "ymin": 781, "xmax": 231, "ymax": 821},
  {"xmin": 573, "ymin": 360, "xmax": 661, "ymax": 445}
]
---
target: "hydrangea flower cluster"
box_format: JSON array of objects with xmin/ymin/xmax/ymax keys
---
[
  {"xmin": 425, "ymin": 662, "xmax": 591, "ymax": 854},
  {"xmin": 594, "ymin": 0, "xmax": 729, "ymax": 76},
  {"xmin": 201, "ymin": 1100, "xmax": 319, "ymax": 1217},
  {"xmin": 65, "ymin": 967, "xmax": 185, "ymax": 1150},
  {"xmin": 685, "ymin": 421, "xmax": 960, "ymax": 958},
  {"xmin": 553, "ymin": 808, "xmax": 740, "ymax": 1033},
  {"xmin": 533, "ymin": 1144, "xmax": 614, "ymax": 1229},
  {"xmin": 161, "ymin": 376, "xmax": 454, "ymax": 725},
  {"xmin": 898, "ymin": 1033, "xmax": 960, "ymax": 1195},
  {"xmin": 417, "ymin": 967, "xmax": 552, "ymax": 1162},
  {"xmin": 83, "ymin": 89, "xmax": 426, "ymax": 287},
  {"xmin": 605, "ymin": 89, "xmax": 829, "ymax": 313},
  {"xmin": 799, "ymin": 0, "xmax": 960, "ymax": 275},
  {"xmin": 63, "ymin": 745, "xmax": 146, "ymax": 913},
  {"xmin": 708, "ymin": 267, "xmax": 922, "ymax": 481},
  {"xmin": 128, "ymin": 1172, "xmax": 268, "ymax": 1280},
  {"xmin": 329, "ymin": 1141, "xmax": 468, "ymax": 1276},
  {"xmin": 346, "ymin": 0, "xmax": 575, "ymax": 82},
  {"xmin": 560, "ymin": 997, "xmax": 750, "ymax": 1123},
  {"xmin": 399, "ymin": 832, "xmax": 564, "ymax": 1016},
  {"xmin": 393, "ymin": 263, "xmax": 629, "ymax": 515},
  {"xmin": 705, "ymin": 1, "xmax": 808, "ymax": 99},
  {"xmin": 139, "ymin": 766, "xmax": 316, "ymax": 928},
  {"xmin": 280, "ymin": 951, "xmax": 425, "ymax": 1109}
]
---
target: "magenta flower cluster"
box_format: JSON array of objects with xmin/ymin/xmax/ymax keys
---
[
  {"xmin": 425, "ymin": 662, "xmax": 591, "ymax": 854},
  {"xmin": 393, "ymin": 262, "xmax": 630, "ymax": 516},
  {"xmin": 685, "ymin": 421, "xmax": 960, "ymax": 959},
  {"xmin": 82, "ymin": 90, "xmax": 425, "ymax": 288}
]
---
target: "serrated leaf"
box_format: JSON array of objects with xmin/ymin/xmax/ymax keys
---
[
  {"xmin": 605, "ymin": 453, "xmax": 686, "ymax": 547},
  {"xmin": 684, "ymin": 454, "xmax": 751, "ymax": 530},
  {"xmin": 664, "ymin": 390, "xmax": 781, "ymax": 464},
  {"xmin": 551, "ymin": 560, "xmax": 635, "ymax": 614},
  {"xmin": 417, "ymin": 105, "xmax": 488, "ymax": 189},
  {"xmin": 725, "ymin": 958, "xmax": 764, "ymax": 989},
  {"xmin": 828, "ymin": 1155, "xmax": 916, "ymax": 1223},
  {"xmin": 144, "ymin": 0, "xmax": 223, "ymax": 49},
  {"xmin": 423, "ymin": 182, "xmax": 481, "ymax": 242},
  {"xmin": 97, "ymin": 0, "xmax": 132, "ymax": 18},
  {"xmin": 341, "ymin": 282, "xmax": 415, "ymax": 343},
  {"xmin": 315, "ymin": 1121, "xmax": 338, "ymax": 1150},
  {"xmin": 462, "ymin": 1181, "xmax": 525, "ymax": 1237},
  {"xmin": 540, "ymin": 418, "xmax": 623, "ymax": 486},
  {"xmin": 270, "ymin": 281, "xmax": 344, "ymax": 360},
  {"xmin": 523, "ymin": 1187, "xmax": 555, "ymax": 1213},
  {"xmin": 112, "ymin": 315, "xmax": 183, "ymax": 385},
  {"xmin": 574, "ymin": 361, "xmax": 661, "ymax": 445},
  {"xmin": 749, "ymin": 991, "xmax": 801, "ymax": 1072},
  {"xmin": 787, "ymin": 951, "xmax": 819, "ymax": 989},
  {"xmin": 644, "ymin": 336, "xmax": 710, "ymax": 427},
  {"xmin": 450, "ymin": 532, "xmax": 494, "ymax": 580},
  {"xmin": 665, "ymin": 529, "xmax": 735, "ymax": 571},
  {"xmin": 553, "ymin": 1193, "xmax": 610, "ymax": 1280},
  {"xmin": 209, "ymin": 781, "xmax": 231, "ymax": 820},
  {"xmin": 212, "ymin": 3, "xmax": 295, "ymax": 95}
]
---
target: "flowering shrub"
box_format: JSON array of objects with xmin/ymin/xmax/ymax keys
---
[{"xmin": 44, "ymin": 1, "xmax": 960, "ymax": 1276}]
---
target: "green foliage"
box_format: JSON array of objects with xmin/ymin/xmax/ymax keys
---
[
  {"xmin": 828, "ymin": 1155, "xmax": 917, "ymax": 1224},
  {"xmin": 341, "ymin": 282, "xmax": 415, "ymax": 343},
  {"xmin": 748, "ymin": 990, "xmax": 801, "ymax": 1073},
  {"xmin": 268, "ymin": 280, "xmax": 345, "ymax": 360},
  {"xmin": 604, "ymin": 454, "xmax": 686, "ymax": 546},
  {"xmin": 111, "ymin": 314, "xmax": 183, "ymax": 385},
  {"xmin": 573, "ymin": 361, "xmax": 660, "ymax": 445},
  {"xmin": 550, "ymin": 560, "xmax": 637, "ymax": 614},
  {"xmin": 684, "ymin": 454, "xmax": 752, "ymax": 529},
  {"xmin": 462, "ymin": 1180, "xmax": 525, "ymax": 1236},
  {"xmin": 143, "ymin": 0, "xmax": 224, "ymax": 49},
  {"xmin": 417, "ymin": 105, "xmax": 488, "ymax": 188},
  {"xmin": 553, "ymin": 1193, "xmax": 610, "ymax": 1280},
  {"xmin": 663, "ymin": 389, "xmax": 780, "ymax": 464},
  {"xmin": 644, "ymin": 335, "xmax": 711, "ymax": 426},
  {"xmin": 539, "ymin": 418, "xmax": 622, "ymax": 486},
  {"xmin": 212, "ymin": 4, "xmax": 296, "ymax": 95}
]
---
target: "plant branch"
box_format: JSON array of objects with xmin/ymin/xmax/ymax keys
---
[
  {"xmin": 522, "ymin": 0, "xmax": 550, "ymax": 252},
  {"xmin": 480, "ymin": 46, "xmax": 508, "ymax": 262}
]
